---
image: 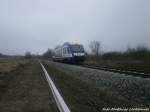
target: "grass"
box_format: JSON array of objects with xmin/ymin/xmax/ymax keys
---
[
  {"xmin": 0, "ymin": 60, "xmax": 58, "ymax": 112},
  {"xmin": 0, "ymin": 58, "xmax": 30, "ymax": 73},
  {"xmin": 0, "ymin": 58, "xmax": 31, "ymax": 100}
]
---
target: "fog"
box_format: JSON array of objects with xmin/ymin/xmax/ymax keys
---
[{"xmin": 0, "ymin": 0, "xmax": 150, "ymax": 55}]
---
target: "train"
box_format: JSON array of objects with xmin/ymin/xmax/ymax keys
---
[{"xmin": 52, "ymin": 42, "xmax": 86, "ymax": 63}]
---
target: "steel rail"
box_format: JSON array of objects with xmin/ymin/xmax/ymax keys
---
[
  {"xmin": 47, "ymin": 60, "xmax": 150, "ymax": 78},
  {"xmin": 82, "ymin": 65, "xmax": 150, "ymax": 78},
  {"xmin": 40, "ymin": 63, "xmax": 71, "ymax": 112}
]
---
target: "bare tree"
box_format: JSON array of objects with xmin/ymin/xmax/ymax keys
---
[
  {"xmin": 42, "ymin": 49, "xmax": 54, "ymax": 59},
  {"xmin": 89, "ymin": 40, "xmax": 101, "ymax": 56}
]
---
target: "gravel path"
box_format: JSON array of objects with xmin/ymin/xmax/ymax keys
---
[{"xmin": 46, "ymin": 61, "xmax": 150, "ymax": 106}]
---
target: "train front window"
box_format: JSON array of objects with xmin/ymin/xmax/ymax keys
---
[{"xmin": 71, "ymin": 45, "xmax": 84, "ymax": 53}]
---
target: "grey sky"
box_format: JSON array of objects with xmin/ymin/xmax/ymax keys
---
[{"xmin": 0, "ymin": 0, "xmax": 150, "ymax": 55}]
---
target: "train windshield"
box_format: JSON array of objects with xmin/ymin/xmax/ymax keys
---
[{"xmin": 71, "ymin": 45, "xmax": 84, "ymax": 53}]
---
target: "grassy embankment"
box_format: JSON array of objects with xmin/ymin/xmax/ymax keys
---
[{"xmin": 43, "ymin": 61, "xmax": 141, "ymax": 112}]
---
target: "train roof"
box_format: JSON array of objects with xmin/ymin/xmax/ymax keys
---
[
  {"xmin": 54, "ymin": 42, "xmax": 83, "ymax": 50},
  {"xmin": 63, "ymin": 42, "xmax": 82, "ymax": 46}
]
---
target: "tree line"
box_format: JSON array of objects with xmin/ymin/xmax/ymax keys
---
[
  {"xmin": 1, "ymin": 40, "xmax": 150, "ymax": 61},
  {"xmin": 88, "ymin": 40, "xmax": 150, "ymax": 61}
]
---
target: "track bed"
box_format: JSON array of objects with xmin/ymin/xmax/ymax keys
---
[{"xmin": 44, "ymin": 61, "xmax": 150, "ymax": 111}]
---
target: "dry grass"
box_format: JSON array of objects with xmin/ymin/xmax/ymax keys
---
[
  {"xmin": 0, "ymin": 60, "xmax": 58, "ymax": 112},
  {"xmin": 0, "ymin": 58, "xmax": 30, "ymax": 73}
]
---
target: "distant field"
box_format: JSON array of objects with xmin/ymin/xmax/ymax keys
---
[{"xmin": 0, "ymin": 58, "xmax": 30, "ymax": 73}]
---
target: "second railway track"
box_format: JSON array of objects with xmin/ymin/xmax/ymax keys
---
[
  {"xmin": 80, "ymin": 64, "xmax": 150, "ymax": 78},
  {"xmin": 47, "ymin": 60, "xmax": 150, "ymax": 78}
]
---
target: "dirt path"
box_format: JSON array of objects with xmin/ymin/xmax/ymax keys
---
[{"xmin": 0, "ymin": 61, "xmax": 58, "ymax": 112}]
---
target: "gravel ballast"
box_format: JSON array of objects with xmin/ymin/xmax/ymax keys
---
[{"xmin": 46, "ymin": 61, "xmax": 150, "ymax": 107}]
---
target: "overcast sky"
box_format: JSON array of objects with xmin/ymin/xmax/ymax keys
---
[{"xmin": 0, "ymin": 0, "xmax": 150, "ymax": 55}]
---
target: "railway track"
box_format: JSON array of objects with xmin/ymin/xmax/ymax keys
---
[
  {"xmin": 81, "ymin": 64, "xmax": 150, "ymax": 78},
  {"xmin": 47, "ymin": 60, "xmax": 150, "ymax": 78},
  {"xmin": 43, "ymin": 61, "xmax": 150, "ymax": 111},
  {"xmin": 40, "ymin": 62, "xmax": 71, "ymax": 112}
]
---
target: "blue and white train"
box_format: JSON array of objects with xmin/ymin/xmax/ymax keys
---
[{"xmin": 52, "ymin": 42, "xmax": 85, "ymax": 63}]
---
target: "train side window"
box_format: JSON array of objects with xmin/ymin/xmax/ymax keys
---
[
  {"xmin": 64, "ymin": 48, "xmax": 66, "ymax": 54},
  {"xmin": 63, "ymin": 48, "xmax": 65, "ymax": 54},
  {"xmin": 66, "ymin": 48, "xmax": 68, "ymax": 54},
  {"xmin": 65, "ymin": 48, "xmax": 67, "ymax": 54},
  {"xmin": 67, "ymin": 48, "xmax": 70, "ymax": 54}
]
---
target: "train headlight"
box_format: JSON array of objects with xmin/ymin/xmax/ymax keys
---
[{"xmin": 73, "ymin": 53, "xmax": 85, "ymax": 56}]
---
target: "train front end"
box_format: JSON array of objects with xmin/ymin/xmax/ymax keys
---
[{"xmin": 70, "ymin": 44, "xmax": 86, "ymax": 63}]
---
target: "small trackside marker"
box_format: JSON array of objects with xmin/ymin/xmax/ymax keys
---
[{"xmin": 40, "ymin": 63, "xmax": 71, "ymax": 112}]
